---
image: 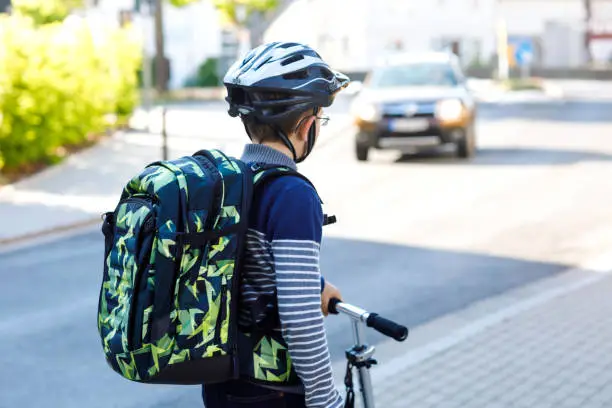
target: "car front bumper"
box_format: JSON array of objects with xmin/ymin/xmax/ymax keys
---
[{"xmin": 355, "ymin": 116, "xmax": 469, "ymax": 150}]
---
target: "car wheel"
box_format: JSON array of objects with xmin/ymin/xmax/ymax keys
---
[
  {"xmin": 457, "ymin": 124, "xmax": 476, "ymax": 159},
  {"xmin": 356, "ymin": 144, "xmax": 369, "ymax": 161}
]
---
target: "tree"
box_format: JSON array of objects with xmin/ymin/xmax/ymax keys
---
[
  {"xmin": 210, "ymin": 0, "xmax": 279, "ymax": 28},
  {"xmin": 210, "ymin": 0, "xmax": 280, "ymax": 78},
  {"xmin": 147, "ymin": 0, "xmax": 279, "ymax": 93},
  {"xmin": 167, "ymin": 0, "xmax": 280, "ymax": 26},
  {"xmin": 154, "ymin": 0, "xmax": 167, "ymax": 93},
  {"xmin": 11, "ymin": 0, "xmax": 84, "ymax": 25},
  {"xmin": 135, "ymin": 0, "xmax": 192, "ymax": 94}
]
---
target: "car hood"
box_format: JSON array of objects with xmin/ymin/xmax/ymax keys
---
[{"xmin": 358, "ymin": 86, "xmax": 467, "ymax": 103}]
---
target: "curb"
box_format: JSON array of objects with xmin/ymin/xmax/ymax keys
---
[
  {"xmin": 0, "ymin": 217, "xmax": 101, "ymax": 248},
  {"xmin": 470, "ymin": 78, "xmax": 568, "ymax": 103},
  {"xmin": 541, "ymin": 81, "xmax": 565, "ymax": 98}
]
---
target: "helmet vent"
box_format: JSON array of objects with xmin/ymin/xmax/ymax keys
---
[
  {"xmin": 279, "ymin": 42, "xmax": 300, "ymax": 48},
  {"xmin": 283, "ymin": 69, "xmax": 309, "ymax": 80},
  {"xmin": 255, "ymin": 56, "xmax": 272, "ymax": 71},
  {"xmin": 281, "ymin": 54, "xmax": 305, "ymax": 66}
]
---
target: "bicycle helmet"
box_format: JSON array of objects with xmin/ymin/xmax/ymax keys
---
[{"xmin": 224, "ymin": 41, "xmax": 350, "ymax": 162}]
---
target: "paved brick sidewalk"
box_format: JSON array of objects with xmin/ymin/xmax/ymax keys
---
[{"xmin": 363, "ymin": 270, "xmax": 612, "ymax": 408}]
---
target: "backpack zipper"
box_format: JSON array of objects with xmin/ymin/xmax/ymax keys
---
[
  {"xmin": 123, "ymin": 195, "xmax": 156, "ymax": 351},
  {"xmin": 214, "ymin": 276, "xmax": 228, "ymax": 350}
]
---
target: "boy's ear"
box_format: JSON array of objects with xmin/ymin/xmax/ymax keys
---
[{"xmin": 297, "ymin": 115, "xmax": 316, "ymax": 142}]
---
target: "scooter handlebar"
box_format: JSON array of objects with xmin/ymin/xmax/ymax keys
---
[
  {"xmin": 328, "ymin": 298, "xmax": 408, "ymax": 342},
  {"xmin": 366, "ymin": 313, "xmax": 408, "ymax": 342}
]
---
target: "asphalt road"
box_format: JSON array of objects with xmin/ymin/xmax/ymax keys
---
[{"xmin": 2, "ymin": 96, "xmax": 612, "ymax": 408}]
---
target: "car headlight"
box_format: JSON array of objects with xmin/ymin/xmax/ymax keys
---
[
  {"xmin": 352, "ymin": 103, "xmax": 380, "ymax": 122},
  {"xmin": 436, "ymin": 99, "xmax": 464, "ymax": 121}
]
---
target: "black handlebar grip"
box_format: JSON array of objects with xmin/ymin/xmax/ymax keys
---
[
  {"xmin": 366, "ymin": 313, "xmax": 409, "ymax": 342},
  {"xmin": 328, "ymin": 298, "xmax": 341, "ymax": 315}
]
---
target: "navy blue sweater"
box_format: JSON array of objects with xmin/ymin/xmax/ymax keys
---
[{"xmin": 239, "ymin": 144, "xmax": 342, "ymax": 408}]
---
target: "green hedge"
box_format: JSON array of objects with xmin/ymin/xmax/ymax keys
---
[
  {"xmin": 184, "ymin": 57, "xmax": 220, "ymax": 87},
  {"xmin": 0, "ymin": 15, "xmax": 142, "ymax": 172}
]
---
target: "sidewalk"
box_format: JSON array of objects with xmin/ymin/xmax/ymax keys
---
[
  {"xmin": 467, "ymin": 78, "xmax": 565, "ymax": 104},
  {"xmin": 540, "ymin": 80, "xmax": 612, "ymax": 101},
  {"xmin": 0, "ymin": 106, "xmax": 352, "ymax": 245},
  {"xmin": 362, "ymin": 259, "xmax": 612, "ymax": 408}
]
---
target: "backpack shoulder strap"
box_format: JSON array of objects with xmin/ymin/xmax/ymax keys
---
[
  {"xmin": 252, "ymin": 164, "xmax": 336, "ymax": 226},
  {"xmin": 245, "ymin": 163, "xmax": 337, "ymax": 336},
  {"xmin": 252, "ymin": 164, "xmax": 319, "ymax": 200}
]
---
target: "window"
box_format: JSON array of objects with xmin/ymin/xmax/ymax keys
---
[{"xmin": 368, "ymin": 62, "xmax": 459, "ymax": 88}]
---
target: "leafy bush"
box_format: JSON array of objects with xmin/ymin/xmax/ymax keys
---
[
  {"xmin": 0, "ymin": 14, "xmax": 142, "ymax": 172},
  {"xmin": 501, "ymin": 78, "xmax": 544, "ymax": 91},
  {"xmin": 184, "ymin": 57, "xmax": 220, "ymax": 87}
]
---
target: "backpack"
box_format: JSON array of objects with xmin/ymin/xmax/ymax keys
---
[{"xmin": 97, "ymin": 149, "xmax": 316, "ymax": 385}]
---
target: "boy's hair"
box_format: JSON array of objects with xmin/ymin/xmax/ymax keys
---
[{"xmin": 243, "ymin": 91, "xmax": 311, "ymax": 143}]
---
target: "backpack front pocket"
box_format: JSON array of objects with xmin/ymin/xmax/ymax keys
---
[{"xmin": 99, "ymin": 195, "xmax": 157, "ymax": 355}]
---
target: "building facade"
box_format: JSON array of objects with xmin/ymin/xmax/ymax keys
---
[
  {"xmin": 264, "ymin": 0, "xmax": 612, "ymax": 72},
  {"xmin": 83, "ymin": 0, "xmax": 222, "ymax": 89}
]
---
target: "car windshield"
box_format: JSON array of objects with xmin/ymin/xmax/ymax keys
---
[{"xmin": 367, "ymin": 62, "xmax": 459, "ymax": 88}]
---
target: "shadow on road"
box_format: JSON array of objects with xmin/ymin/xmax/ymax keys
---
[
  {"xmin": 320, "ymin": 236, "xmax": 571, "ymax": 357},
  {"xmin": 394, "ymin": 146, "xmax": 612, "ymax": 166},
  {"xmin": 0, "ymin": 230, "xmax": 575, "ymax": 408}
]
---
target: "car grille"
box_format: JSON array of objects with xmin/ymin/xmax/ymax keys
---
[
  {"xmin": 380, "ymin": 128, "xmax": 441, "ymax": 137},
  {"xmin": 382, "ymin": 101, "xmax": 436, "ymax": 119}
]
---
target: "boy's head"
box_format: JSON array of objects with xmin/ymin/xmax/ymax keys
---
[{"xmin": 223, "ymin": 42, "xmax": 350, "ymax": 163}]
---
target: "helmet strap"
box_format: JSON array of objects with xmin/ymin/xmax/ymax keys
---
[
  {"xmin": 294, "ymin": 107, "xmax": 319, "ymax": 163},
  {"xmin": 244, "ymin": 107, "xmax": 320, "ymax": 164},
  {"xmin": 272, "ymin": 124, "xmax": 299, "ymax": 162},
  {"xmin": 242, "ymin": 120, "xmax": 254, "ymax": 141},
  {"xmin": 242, "ymin": 115, "xmax": 298, "ymax": 160}
]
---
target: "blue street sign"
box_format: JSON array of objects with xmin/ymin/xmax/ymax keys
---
[{"xmin": 509, "ymin": 36, "xmax": 534, "ymax": 66}]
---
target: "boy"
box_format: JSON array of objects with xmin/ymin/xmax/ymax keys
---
[{"xmin": 201, "ymin": 42, "xmax": 350, "ymax": 407}]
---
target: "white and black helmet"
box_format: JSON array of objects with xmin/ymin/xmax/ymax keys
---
[{"xmin": 223, "ymin": 41, "xmax": 350, "ymax": 124}]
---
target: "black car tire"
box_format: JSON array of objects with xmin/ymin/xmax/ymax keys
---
[
  {"xmin": 356, "ymin": 144, "xmax": 369, "ymax": 161},
  {"xmin": 457, "ymin": 124, "xmax": 476, "ymax": 159}
]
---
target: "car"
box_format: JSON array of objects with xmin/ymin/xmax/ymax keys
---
[{"xmin": 349, "ymin": 52, "xmax": 477, "ymax": 161}]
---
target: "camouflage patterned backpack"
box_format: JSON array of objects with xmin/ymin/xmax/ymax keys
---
[{"xmin": 97, "ymin": 149, "xmax": 296, "ymax": 385}]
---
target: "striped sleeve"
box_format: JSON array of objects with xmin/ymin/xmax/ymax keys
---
[{"xmin": 268, "ymin": 182, "xmax": 343, "ymax": 408}]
